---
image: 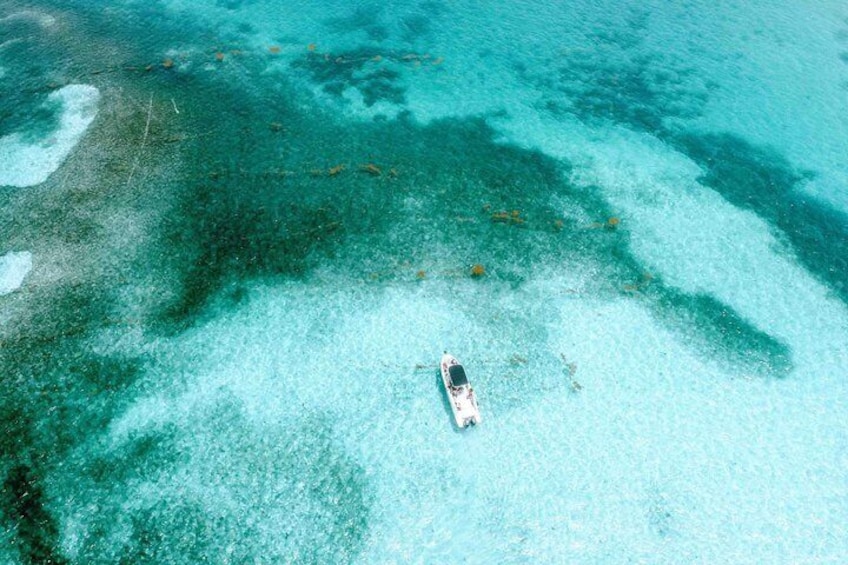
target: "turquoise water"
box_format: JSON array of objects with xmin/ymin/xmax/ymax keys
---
[{"xmin": 1, "ymin": 1, "xmax": 847, "ymax": 563}]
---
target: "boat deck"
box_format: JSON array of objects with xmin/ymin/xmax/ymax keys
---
[{"xmin": 448, "ymin": 385, "xmax": 480, "ymax": 426}]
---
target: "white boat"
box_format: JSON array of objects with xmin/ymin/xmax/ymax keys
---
[{"xmin": 440, "ymin": 353, "xmax": 482, "ymax": 428}]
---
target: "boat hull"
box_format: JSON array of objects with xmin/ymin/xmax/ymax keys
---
[{"xmin": 440, "ymin": 353, "xmax": 482, "ymax": 428}]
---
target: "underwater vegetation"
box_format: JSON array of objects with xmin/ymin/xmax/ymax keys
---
[
  {"xmin": 0, "ymin": 12, "xmax": 68, "ymax": 140},
  {"xmin": 1, "ymin": 464, "xmax": 67, "ymax": 565},
  {"xmin": 56, "ymin": 395, "xmax": 373, "ymax": 563},
  {"xmin": 291, "ymin": 44, "xmax": 444, "ymax": 108},
  {"xmin": 0, "ymin": 278, "xmax": 148, "ymax": 564},
  {"xmin": 522, "ymin": 8, "xmax": 710, "ymax": 135},
  {"xmin": 649, "ymin": 288, "xmax": 793, "ymax": 377},
  {"xmin": 160, "ymin": 170, "xmax": 347, "ymax": 328},
  {"xmin": 3, "ymin": 2, "xmax": 838, "ymax": 562},
  {"xmin": 671, "ymin": 133, "xmax": 848, "ymax": 305},
  {"xmin": 523, "ymin": 11, "xmax": 847, "ymax": 309}
]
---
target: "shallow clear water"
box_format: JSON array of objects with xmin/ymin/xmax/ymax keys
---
[{"xmin": 1, "ymin": 1, "xmax": 847, "ymax": 563}]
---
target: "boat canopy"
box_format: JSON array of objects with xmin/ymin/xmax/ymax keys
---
[{"xmin": 448, "ymin": 364, "xmax": 468, "ymax": 387}]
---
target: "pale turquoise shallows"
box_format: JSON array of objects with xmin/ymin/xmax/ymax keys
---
[{"xmin": 1, "ymin": 1, "xmax": 847, "ymax": 563}]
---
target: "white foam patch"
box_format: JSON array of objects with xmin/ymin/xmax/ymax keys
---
[
  {"xmin": 0, "ymin": 251, "xmax": 32, "ymax": 295},
  {"xmin": 0, "ymin": 84, "xmax": 100, "ymax": 188}
]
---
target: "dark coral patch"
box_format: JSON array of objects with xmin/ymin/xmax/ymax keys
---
[
  {"xmin": 292, "ymin": 47, "xmax": 415, "ymax": 107},
  {"xmin": 0, "ymin": 17, "xmax": 67, "ymax": 141},
  {"xmin": 672, "ymin": 133, "xmax": 848, "ymax": 303},
  {"xmin": 651, "ymin": 287, "xmax": 793, "ymax": 377},
  {"xmin": 519, "ymin": 10, "xmax": 708, "ymax": 135},
  {"xmin": 1, "ymin": 465, "xmax": 68, "ymax": 565},
  {"xmin": 161, "ymin": 174, "xmax": 345, "ymax": 327},
  {"xmin": 552, "ymin": 53, "xmax": 705, "ymax": 134}
]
